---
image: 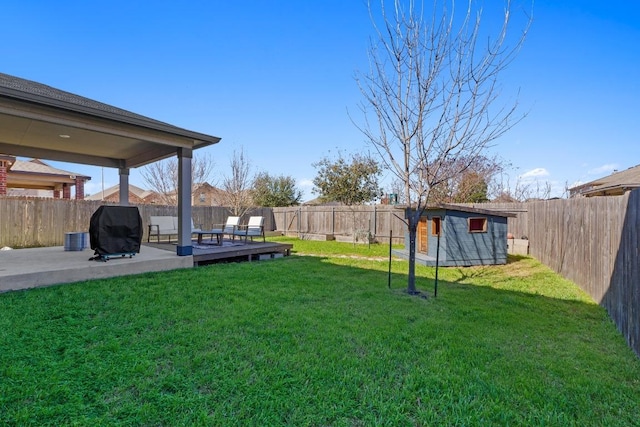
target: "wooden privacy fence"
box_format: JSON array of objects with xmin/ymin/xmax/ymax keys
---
[
  {"xmin": 525, "ymin": 193, "xmax": 639, "ymax": 357},
  {"xmin": 0, "ymin": 197, "xmax": 274, "ymax": 248},
  {"xmin": 272, "ymin": 205, "xmax": 408, "ymax": 244}
]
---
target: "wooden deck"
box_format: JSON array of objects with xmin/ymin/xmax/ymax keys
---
[{"xmin": 147, "ymin": 238, "xmax": 293, "ymax": 266}]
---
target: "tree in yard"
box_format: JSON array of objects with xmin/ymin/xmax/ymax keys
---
[
  {"xmin": 252, "ymin": 172, "xmax": 303, "ymax": 207},
  {"xmin": 355, "ymin": 0, "xmax": 530, "ymax": 294},
  {"xmin": 220, "ymin": 148, "xmax": 254, "ymax": 217},
  {"xmin": 141, "ymin": 153, "xmax": 214, "ymax": 205},
  {"xmin": 312, "ymin": 152, "xmax": 382, "ymax": 205}
]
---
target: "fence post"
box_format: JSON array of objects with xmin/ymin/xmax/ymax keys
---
[
  {"xmin": 331, "ymin": 206, "xmax": 335, "ymax": 235},
  {"xmin": 373, "ymin": 205, "xmax": 377, "ymax": 239}
]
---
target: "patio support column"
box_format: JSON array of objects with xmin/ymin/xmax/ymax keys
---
[
  {"xmin": 176, "ymin": 147, "xmax": 193, "ymax": 256},
  {"xmin": 119, "ymin": 168, "xmax": 130, "ymax": 206}
]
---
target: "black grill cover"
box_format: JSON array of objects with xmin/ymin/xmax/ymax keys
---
[{"xmin": 89, "ymin": 206, "xmax": 143, "ymax": 256}]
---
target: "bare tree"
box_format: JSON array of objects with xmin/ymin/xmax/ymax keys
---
[
  {"xmin": 220, "ymin": 148, "xmax": 254, "ymax": 217},
  {"xmin": 355, "ymin": 0, "xmax": 530, "ymax": 294},
  {"xmin": 491, "ymin": 171, "xmax": 553, "ymax": 202},
  {"xmin": 382, "ymin": 178, "xmax": 407, "ymax": 205},
  {"xmin": 141, "ymin": 153, "xmax": 215, "ymax": 205}
]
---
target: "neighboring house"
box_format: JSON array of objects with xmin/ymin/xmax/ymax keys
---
[
  {"xmin": 393, "ymin": 204, "xmax": 516, "ymax": 267},
  {"xmin": 147, "ymin": 182, "xmax": 230, "ymax": 206},
  {"xmin": 192, "ymin": 182, "xmax": 229, "ymax": 206},
  {"xmin": 85, "ymin": 184, "xmax": 162, "ymax": 204},
  {"xmin": 0, "ymin": 156, "xmax": 90, "ymax": 199},
  {"xmin": 569, "ymin": 164, "xmax": 640, "ymax": 197}
]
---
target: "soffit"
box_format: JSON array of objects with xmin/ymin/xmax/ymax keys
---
[{"xmin": 0, "ymin": 73, "xmax": 221, "ymax": 169}]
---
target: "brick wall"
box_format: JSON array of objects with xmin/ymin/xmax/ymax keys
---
[
  {"xmin": 75, "ymin": 178, "xmax": 85, "ymax": 200},
  {"xmin": 62, "ymin": 183, "xmax": 71, "ymax": 199}
]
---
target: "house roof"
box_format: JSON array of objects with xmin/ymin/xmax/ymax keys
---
[
  {"xmin": 303, "ymin": 197, "xmax": 344, "ymax": 206},
  {"xmin": 569, "ymin": 164, "xmax": 640, "ymax": 197},
  {"xmin": 10, "ymin": 158, "xmax": 90, "ymax": 179},
  {"xmin": 85, "ymin": 184, "xmax": 156, "ymax": 201},
  {"xmin": 0, "ymin": 72, "xmax": 221, "ymax": 169},
  {"xmin": 6, "ymin": 158, "xmax": 90, "ymax": 190}
]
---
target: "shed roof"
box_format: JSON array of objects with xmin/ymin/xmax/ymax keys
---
[
  {"xmin": 396, "ymin": 203, "xmax": 518, "ymax": 218},
  {"xmin": 434, "ymin": 203, "xmax": 517, "ymax": 218}
]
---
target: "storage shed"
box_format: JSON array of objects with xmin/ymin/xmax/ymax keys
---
[{"xmin": 393, "ymin": 204, "xmax": 517, "ymax": 267}]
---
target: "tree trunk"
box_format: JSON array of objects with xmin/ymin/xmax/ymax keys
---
[{"xmin": 406, "ymin": 210, "xmax": 419, "ymax": 294}]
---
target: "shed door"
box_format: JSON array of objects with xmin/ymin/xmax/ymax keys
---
[{"xmin": 418, "ymin": 219, "xmax": 428, "ymax": 253}]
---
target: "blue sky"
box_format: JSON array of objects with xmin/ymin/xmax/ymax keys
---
[{"xmin": 2, "ymin": 0, "xmax": 639, "ymax": 200}]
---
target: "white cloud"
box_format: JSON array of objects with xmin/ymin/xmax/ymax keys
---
[
  {"xmin": 298, "ymin": 179, "xmax": 314, "ymax": 188},
  {"xmin": 588, "ymin": 163, "xmax": 618, "ymax": 176},
  {"xmin": 519, "ymin": 168, "xmax": 549, "ymax": 180},
  {"xmin": 298, "ymin": 179, "xmax": 315, "ymax": 202}
]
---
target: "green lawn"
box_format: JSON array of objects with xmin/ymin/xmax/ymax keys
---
[{"xmin": 1, "ymin": 238, "xmax": 638, "ymax": 426}]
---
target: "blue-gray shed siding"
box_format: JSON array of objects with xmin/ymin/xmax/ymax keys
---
[
  {"xmin": 442, "ymin": 210, "xmax": 508, "ymax": 266},
  {"xmin": 396, "ymin": 208, "xmax": 509, "ymax": 266}
]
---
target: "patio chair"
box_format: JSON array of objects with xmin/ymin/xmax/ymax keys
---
[
  {"xmin": 210, "ymin": 216, "xmax": 241, "ymax": 242},
  {"xmin": 191, "ymin": 218, "xmax": 202, "ymax": 234},
  {"xmin": 234, "ymin": 216, "xmax": 265, "ymax": 243}
]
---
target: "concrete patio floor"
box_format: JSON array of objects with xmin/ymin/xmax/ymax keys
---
[{"xmin": 0, "ymin": 244, "xmax": 192, "ymax": 292}]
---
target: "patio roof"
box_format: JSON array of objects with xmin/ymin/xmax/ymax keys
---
[
  {"xmin": 0, "ymin": 72, "xmax": 220, "ymax": 168},
  {"xmin": 0, "ymin": 72, "xmax": 222, "ymax": 256}
]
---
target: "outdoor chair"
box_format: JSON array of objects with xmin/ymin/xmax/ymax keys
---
[
  {"xmin": 210, "ymin": 216, "xmax": 241, "ymax": 241},
  {"xmin": 149, "ymin": 216, "xmax": 202, "ymax": 243},
  {"xmin": 234, "ymin": 216, "xmax": 265, "ymax": 243},
  {"xmin": 191, "ymin": 218, "xmax": 202, "ymax": 234}
]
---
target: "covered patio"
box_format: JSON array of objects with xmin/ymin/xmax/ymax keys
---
[{"xmin": 0, "ymin": 72, "xmax": 220, "ymax": 257}]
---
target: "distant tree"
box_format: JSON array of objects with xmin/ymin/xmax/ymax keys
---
[
  {"xmin": 312, "ymin": 152, "xmax": 382, "ymax": 205},
  {"xmin": 141, "ymin": 153, "xmax": 214, "ymax": 205},
  {"xmin": 220, "ymin": 148, "xmax": 254, "ymax": 217},
  {"xmin": 454, "ymin": 172, "xmax": 489, "ymax": 203},
  {"xmin": 252, "ymin": 172, "xmax": 303, "ymax": 207},
  {"xmin": 313, "ymin": 152, "xmax": 382, "ymax": 244},
  {"xmin": 382, "ymin": 178, "xmax": 407, "ymax": 205},
  {"xmin": 493, "ymin": 177, "xmax": 552, "ymax": 202},
  {"xmin": 429, "ymin": 155, "xmax": 503, "ymax": 203}
]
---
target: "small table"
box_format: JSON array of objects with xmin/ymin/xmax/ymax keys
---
[{"xmin": 195, "ymin": 230, "xmax": 224, "ymax": 245}]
